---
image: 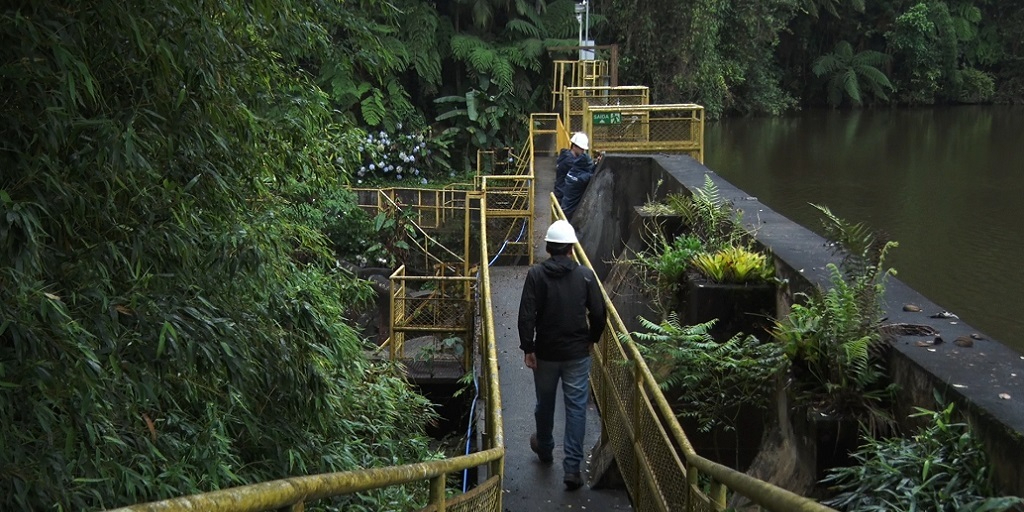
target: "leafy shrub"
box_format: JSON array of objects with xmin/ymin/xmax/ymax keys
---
[
  {"xmin": 664, "ymin": 175, "xmax": 747, "ymax": 251},
  {"xmin": 822, "ymin": 402, "xmax": 1024, "ymax": 512},
  {"xmin": 773, "ymin": 205, "xmax": 899, "ymax": 434},
  {"xmin": 0, "ymin": 3, "xmax": 439, "ymax": 509},
  {"xmin": 654, "ymin": 234, "xmax": 704, "ymax": 285},
  {"xmin": 690, "ymin": 245, "xmax": 773, "ymax": 284},
  {"xmin": 958, "ymin": 67, "xmax": 996, "ymax": 103},
  {"xmin": 352, "ymin": 126, "xmax": 456, "ymax": 186},
  {"xmin": 631, "ymin": 314, "xmax": 788, "ymax": 433}
]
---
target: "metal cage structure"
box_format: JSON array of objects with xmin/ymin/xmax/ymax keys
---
[
  {"xmin": 584, "ymin": 104, "xmax": 705, "ymax": 163},
  {"xmin": 563, "ymin": 85, "xmax": 650, "ymax": 134}
]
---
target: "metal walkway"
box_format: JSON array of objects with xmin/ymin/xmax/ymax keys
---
[{"xmin": 490, "ymin": 155, "xmax": 632, "ymax": 509}]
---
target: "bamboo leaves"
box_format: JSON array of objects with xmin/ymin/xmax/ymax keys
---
[{"xmin": 1, "ymin": 2, "xmax": 438, "ymax": 509}]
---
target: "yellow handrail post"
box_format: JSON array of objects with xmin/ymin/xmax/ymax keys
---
[
  {"xmin": 710, "ymin": 480, "xmax": 727, "ymax": 510},
  {"xmin": 429, "ymin": 474, "xmax": 446, "ymax": 512}
]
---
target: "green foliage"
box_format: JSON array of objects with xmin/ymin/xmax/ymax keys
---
[
  {"xmin": 352, "ymin": 126, "xmax": 455, "ymax": 186},
  {"xmin": 279, "ymin": 187, "xmax": 386, "ymax": 269},
  {"xmin": 958, "ymin": 67, "xmax": 996, "ymax": 103},
  {"xmin": 812, "ymin": 203, "xmax": 897, "ymax": 322},
  {"xmin": 605, "ymin": 0, "xmax": 1024, "ymax": 110},
  {"xmin": 690, "ymin": 246, "xmax": 774, "ymax": 284},
  {"xmin": 606, "ymin": 0, "xmax": 798, "ymax": 118},
  {"xmin": 886, "ymin": 1, "xmax": 960, "ymax": 105},
  {"xmin": 631, "ymin": 314, "xmax": 788, "ymax": 432},
  {"xmin": 431, "ymin": 0, "xmax": 578, "ymax": 170},
  {"xmin": 654, "ymin": 235, "xmax": 705, "ymax": 285},
  {"xmin": 773, "ymin": 205, "xmax": 898, "ymax": 434},
  {"xmin": 0, "ymin": 2, "xmax": 439, "ymax": 509},
  {"xmin": 665, "ymin": 175, "xmax": 747, "ymax": 250},
  {"xmin": 812, "ymin": 41, "xmax": 895, "ymax": 107},
  {"xmin": 799, "ymin": 0, "xmax": 865, "ymax": 19},
  {"xmin": 435, "ymin": 89, "xmax": 522, "ymax": 171},
  {"xmin": 317, "ymin": 0, "xmax": 443, "ymax": 130},
  {"xmin": 774, "ymin": 266, "xmax": 896, "ymax": 434},
  {"xmin": 822, "ymin": 401, "xmax": 1024, "ymax": 511}
]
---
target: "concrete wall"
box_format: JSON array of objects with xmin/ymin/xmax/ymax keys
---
[{"xmin": 572, "ymin": 153, "xmax": 1024, "ymax": 497}]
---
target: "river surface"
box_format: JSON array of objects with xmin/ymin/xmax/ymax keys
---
[{"xmin": 704, "ymin": 106, "xmax": 1024, "ymax": 355}]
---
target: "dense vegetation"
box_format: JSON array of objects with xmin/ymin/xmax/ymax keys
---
[
  {"xmin": 3, "ymin": 0, "xmax": 1021, "ymax": 509},
  {"xmin": 598, "ymin": 0, "xmax": 1024, "ymax": 116},
  {"xmin": 0, "ymin": 1, "xmax": 451, "ymax": 509}
]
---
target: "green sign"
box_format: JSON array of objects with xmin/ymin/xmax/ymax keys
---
[{"xmin": 592, "ymin": 112, "xmax": 622, "ymax": 125}]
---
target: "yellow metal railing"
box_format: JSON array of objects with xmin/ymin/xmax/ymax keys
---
[
  {"xmin": 548, "ymin": 196, "xmax": 834, "ymax": 512},
  {"xmin": 584, "ymin": 104, "xmax": 705, "ymax": 163},
  {"xmin": 353, "ymin": 187, "xmax": 473, "ymax": 276},
  {"xmin": 563, "ymin": 85, "xmax": 650, "ymax": 134},
  {"xmin": 551, "ymin": 59, "xmax": 611, "ymax": 111},
  {"xmin": 475, "ymin": 136, "xmax": 536, "ymax": 266},
  {"xmin": 388, "ymin": 264, "xmax": 476, "ymax": 372},
  {"xmin": 354, "ymin": 186, "xmax": 472, "ymax": 230},
  {"xmin": 529, "ymin": 112, "xmax": 570, "ymax": 157}
]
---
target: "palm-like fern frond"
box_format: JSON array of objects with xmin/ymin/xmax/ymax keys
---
[{"xmin": 813, "ymin": 41, "xmax": 894, "ymax": 107}]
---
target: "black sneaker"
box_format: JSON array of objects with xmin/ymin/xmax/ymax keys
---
[
  {"xmin": 529, "ymin": 434, "xmax": 553, "ymax": 464},
  {"xmin": 564, "ymin": 472, "xmax": 583, "ymax": 491}
]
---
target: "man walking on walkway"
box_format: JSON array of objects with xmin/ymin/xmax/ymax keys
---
[{"xmin": 518, "ymin": 220, "xmax": 606, "ymax": 490}]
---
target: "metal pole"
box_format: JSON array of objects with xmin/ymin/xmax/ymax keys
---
[
  {"xmin": 584, "ymin": 1, "xmax": 590, "ymax": 47},
  {"xmin": 576, "ymin": 13, "xmax": 583, "ymax": 49}
]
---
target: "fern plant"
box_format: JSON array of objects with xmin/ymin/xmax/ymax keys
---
[
  {"xmin": 812, "ymin": 40, "xmax": 895, "ymax": 107},
  {"xmin": 664, "ymin": 175, "xmax": 747, "ymax": 250},
  {"xmin": 773, "ymin": 206, "xmax": 899, "ymax": 434},
  {"xmin": 630, "ymin": 314, "xmax": 788, "ymax": 433}
]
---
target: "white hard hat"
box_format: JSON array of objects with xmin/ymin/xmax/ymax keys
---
[
  {"xmin": 544, "ymin": 220, "xmax": 578, "ymax": 244},
  {"xmin": 569, "ymin": 132, "xmax": 590, "ymax": 151}
]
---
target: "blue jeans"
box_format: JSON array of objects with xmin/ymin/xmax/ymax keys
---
[{"xmin": 533, "ymin": 356, "xmax": 591, "ymax": 474}]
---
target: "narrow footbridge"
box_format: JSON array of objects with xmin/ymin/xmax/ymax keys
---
[{"xmin": 112, "ymin": 111, "xmax": 835, "ymax": 512}]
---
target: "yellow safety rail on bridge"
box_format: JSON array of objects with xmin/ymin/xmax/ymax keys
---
[{"xmin": 111, "ymin": 106, "xmax": 834, "ymax": 512}]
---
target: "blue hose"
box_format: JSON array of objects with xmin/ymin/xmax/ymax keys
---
[
  {"xmin": 461, "ymin": 366, "xmax": 480, "ymax": 492},
  {"xmin": 488, "ymin": 219, "xmax": 528, "ymax": 267}
]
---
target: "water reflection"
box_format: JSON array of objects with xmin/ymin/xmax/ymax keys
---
[{"xmin": 705, "ymin": 106, "xmax": 1024, "ymax": 354}]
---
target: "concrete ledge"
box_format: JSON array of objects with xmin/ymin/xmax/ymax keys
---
[{"xmin": 572, "ymin": 153, "xmax": 1024, "ymax": 496}]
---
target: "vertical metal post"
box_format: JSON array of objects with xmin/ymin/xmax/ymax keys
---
[
  {"xmin": 429, "ymin": 474, "xmax": 446, "ymax": 512},
  {"xmin": 710, "ymin": 480, "xmax": 727, "ymax": 510},
  {"xmin": 389, "ymin": 271, "xmax": 398, "ymax": 361}
]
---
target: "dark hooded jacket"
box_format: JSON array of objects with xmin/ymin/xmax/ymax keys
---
[
  {"xmin": 518, "ymin": 254, "xmax": 606, "ymax": 361},
  {"xmin": 559, "ymin": 165, "xmax": 593, "ymax": 220},
  {"xmin": 554, "ymin": 149, "xmax": 594, "ymax": 202}
]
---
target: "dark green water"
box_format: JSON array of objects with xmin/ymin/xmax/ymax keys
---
[{"xmin": 705, "ymin": 106, "xmax": 1024, "ymax": 355}]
